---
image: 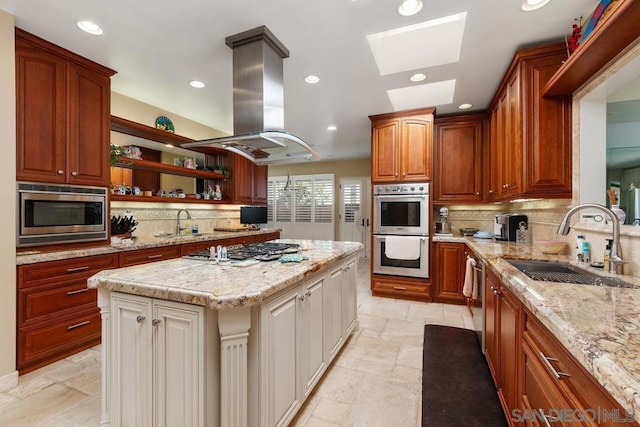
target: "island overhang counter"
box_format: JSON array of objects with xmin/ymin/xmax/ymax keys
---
[{"xmin": 88, "ymin": 240, "xmax": 363, "ymax": 427}]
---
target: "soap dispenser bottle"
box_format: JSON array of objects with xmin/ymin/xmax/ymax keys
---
[{"xmin": 576, "ymin": 234, "xmax": 585, "ymax": 262}]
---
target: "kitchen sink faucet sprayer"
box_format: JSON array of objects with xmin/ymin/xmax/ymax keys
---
[
  {"xmin": 176, "ymin": 208, "xmax": 192, "ymax": 235},
  {"xmin": 557, "ymin": 204, "xmax": 624, "ymax": 274}
]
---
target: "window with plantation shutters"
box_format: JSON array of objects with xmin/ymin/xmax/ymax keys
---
[
  {"xmin": 342, "ymin": 183, "xmax": 361, "ymax": 224},
  {"xmin": 314, "ymin": 178, "xmax": 333, "ymax": 223},
  {"xmin": 267, "ymin": 174, "xmax": 334, "ymax": 239}
]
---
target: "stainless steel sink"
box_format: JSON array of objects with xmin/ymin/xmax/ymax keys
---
[{"xmin": 505, "ymin": 259, "xmax": 639, "ymax": 289}]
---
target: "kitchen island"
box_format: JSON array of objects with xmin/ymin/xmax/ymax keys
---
[{"xmin": 88, "ymin": 239, "xmax": 362, "ymax": 427}]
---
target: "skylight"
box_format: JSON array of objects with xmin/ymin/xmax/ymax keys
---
[{"xmin": 366, "ymin": 12, "xmax": 467, "ymax": 76}]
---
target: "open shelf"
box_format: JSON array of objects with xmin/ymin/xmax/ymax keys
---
[
  {"xmin": 542, "ymin": 0, "xmax": 640, "ymax": 97},
  {"xmin": 113, "ymin": 157, "xmax": 227, "ymax": 180},
  {"xmin": 110, "ymin": 194, "xmax": 230, "ymax": 204}
]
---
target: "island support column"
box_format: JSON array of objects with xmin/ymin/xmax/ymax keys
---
[{"xmin": 218, "ymin": 306, "xmax": 251, "ymax": 427}]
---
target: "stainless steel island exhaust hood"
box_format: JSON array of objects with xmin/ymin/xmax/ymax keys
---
[{"xmin": 183, "ymin": 26, "xmax": 320, "ymax": 165}]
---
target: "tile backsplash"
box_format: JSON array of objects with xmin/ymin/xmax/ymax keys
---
[{"xmin": 110, "ymin": 204, "xmax": 241, "ymax": 239}]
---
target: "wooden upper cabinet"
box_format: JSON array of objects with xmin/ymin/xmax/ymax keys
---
[
  {"xmin": 370, "ymin": 108, "xmax": 434, "ymax": 183},
  {"xmin": 433, "ymin": 114, "xmax": 485, "ymax": 203},
  {"xmin": 487, "ymin": 43, "xmax": 571, "ymax": 202},
  {"xmin": 231, "ymin": 154, "xmax": 268, "ymax": 205},
  {"xmin": 16, "ymin": 29, "xmax": 116, "ymax": 187}
]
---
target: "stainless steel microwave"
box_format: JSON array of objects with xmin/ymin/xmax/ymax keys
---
[{"xmin": 17, "ymin": 182, "xmax": 108, "ymax": 247}]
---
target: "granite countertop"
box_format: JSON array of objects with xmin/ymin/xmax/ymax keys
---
[
  {"xmin": 435, "ymin": 235, "xmax": 640, "ymax": 421},
  {"xmin": 87, "ymin": 240, "xmax": 363, "ymax": 310},
  {"xmin": 16, "ymin": 228, "xmax": 281, "ymax": 266}
]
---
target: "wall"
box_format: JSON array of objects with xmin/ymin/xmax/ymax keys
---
[
  {"xmin": 110, "ymin": 93, "xmax": 243, "ymax": 238},
  {"xmin": 0, "ymin": 9, "xmax": 17, "ymax": 388}
]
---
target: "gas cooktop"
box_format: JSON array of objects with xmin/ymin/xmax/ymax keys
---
[{"xmin": 185, "ymin": 242, "xmax": 300, "ymax": 262}]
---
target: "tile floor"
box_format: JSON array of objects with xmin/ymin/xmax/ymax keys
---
[{"xmin": 0, "ymin": 259, "xmax": 473, "ymax": 426}]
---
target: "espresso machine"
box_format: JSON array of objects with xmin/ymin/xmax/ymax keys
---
[{"xmin": 494, "ymin": 213, "xmax": 528, "ymax": 241}]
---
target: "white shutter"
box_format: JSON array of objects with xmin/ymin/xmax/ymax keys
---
[
  {"xmin": 267, "ymin": 180, "xmax": 275, "ymax": 222},
  {"xmin": 275, "ymin": 179, "xmax": 292, "ymax": 222},
  {"xmin": 313, "ymin": 176, "xmax": 333, "ymax": 224},
  {"xmin": 294, "ymin": 178, "xmax": 312, "ymax": 222},
  {"xmin": 343, "ymin": 184, "xmax": 361, "ymax": 223}
]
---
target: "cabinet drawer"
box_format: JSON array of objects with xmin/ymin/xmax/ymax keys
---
[
  {"xmin": 19, "ymin": 283, "xmax": 97, "ymax": 326},
  {"xmin": 371, "ymin": 276, "xmax": 430, "ymax": 302},
  {"xmin": 524, "ymin": 313, "xmax": 634, "ymax": 426},
  {"xmin": 180, "ymin": 240, "xmax": 217, "ymax": 256},
  {"xmin": 18, "ymin": 254, "xmax": 118, "ymax": 288},
  {"xmin": 18, "ymin": 309, "xmax": 101, "ymax": 369},
  {"xmin": 119, "ymin": 245, "xmax": 180, "ymax": 267}
]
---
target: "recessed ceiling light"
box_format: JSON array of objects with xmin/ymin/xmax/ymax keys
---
[
  {"xmin": 304, "ymin": 75, "xmax": 320, "ymax": 84},
  {"xmin": 188, "ymin": 80, "xmax": 205, "ymax": 88},
  {"xmin": 76, "ymin": 20, "xmax": 103, "ymax": 35},
  {"xmin": 327, "ymin": 125, "xmax": 337, "ymax": 131},
  {"xmin": 458, "ymin": 103, "xmax": 473, "ymax": 110},
  {"xmin": 521, "ymin": 0, "xmax": 551, "ymax": 12},
  {"xmin": 410, "ymin": 73, "xmax": 427, "ymax": 82},
  {"xmin": 398, "ymin": 0, "xmax": 423, "ymax": 16}
]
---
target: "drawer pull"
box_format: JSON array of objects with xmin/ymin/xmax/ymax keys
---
[
  {"xmin": 66, "ymin": 266, "xmax": 90, "ymax": 273},
  {"xmin": 147, "ymin": 254, "xmax": 163, "ymax": 259},
  {"xmin": 66, "ymin": 288, "xmax": 90, "ymax": 296},
  {"xmin": 539, "ymin": 351, "xmax": 571, "ymax": 379},
  {"xmin": 67, "ymin": 320, "xmax": 90, "ymax": 330},
  {"xmin": 136, "ymin": 315, "xmax": 146, "ymax": 323},
  {"xmin": 393, "ymin": 286, "xmax": 407, "ymax": 290}
]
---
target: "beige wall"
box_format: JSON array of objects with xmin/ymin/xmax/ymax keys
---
[
  {"xmin": 269, "ymin": 158, "xmax": 370, "ymax": 179},
  {"xmin": 0, "ymin": 9, "xmax": 17, "ymax": 384}
]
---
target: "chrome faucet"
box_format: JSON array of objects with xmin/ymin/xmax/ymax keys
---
[
  {"xmin": 557, "ymin": 203, "xmax": 624, "ymax": 274},
  {"xmin": 176, "ymin": 208, "xmax": 192, "ymax": 235}
]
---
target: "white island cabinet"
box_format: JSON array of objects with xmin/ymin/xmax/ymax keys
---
[{"xmin": 89, "ymin": 240, "xmax": 362, "ymax": 427}]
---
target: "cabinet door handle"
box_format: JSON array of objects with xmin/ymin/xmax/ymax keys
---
[
  {"xmin": 57, "ymin": 170, "xmax": 64, "ymax": 175},
  {"xmin": 67, "ymin": 320, "xmax": 90, "ymax": 330},
  {"xmin": 147, "ymin": 254, "xmax": 163, "ymax": 259},
  {"xmin": 66, "ymin": 288, "xmax": 90, "ymax": 296},
  {"xmin": 299, "ymin": 295, "xmax": 305, "ymax": 301},
  {"xmin": 476, "ymin": 192, "xmax": 480, "ymax": 196},
  {"xmin": 393, "ymin": 286, "xmax": 407, "ymax": 290},
  {"xmin": 152, "ymin": 319, "xmax": 161, "ymax": 326},
  {"xmin": 136, "ymin": 315, "xmax": 146, "ymax": 323},
  {"xmin": 488, "ymin": 189, "xmax": 494, "ymax": 194},
  {"xmin": 538, "ymin": 409, "xmax": 554, "ymax": 427},
  {"xmin": 66, "ymin": 266, "xmax": 90, "ymax": 273},
  {"xmin": 71, "ymin": 171, "xmax": 79, "ymax": 176},
  {"xmin": 306, "ymin": 290, "xmax": 312, "ymax": 297},
  {"xmin": 538, "ymin": 351, "xmax": 570, "ymax": 379}
]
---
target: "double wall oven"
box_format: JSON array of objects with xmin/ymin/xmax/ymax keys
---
[{"xmin": 372, "ymin": 183, "xmax": 429, "ymax": 279}]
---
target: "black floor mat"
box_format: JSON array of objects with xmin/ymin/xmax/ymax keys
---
[{"xmin": 422, "ymin": 324, "xmax": 508, "ymax": 427}]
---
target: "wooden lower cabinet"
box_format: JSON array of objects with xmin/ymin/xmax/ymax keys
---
[
  {"xmin": 371, "ymin": 274, "xmax": 430, "ymax": 302},
  {"xmin": 485, "ymin": 268, "xmax": 637, "ymax": 427},
  {"xmin": 118, "ymin": 245, "xmax": 181, "ymax": 267},
  {"xmin": 485, "ymin": 268, "xmax": 523, "ymax": 426},
  {"xmin": 16, "ymin": 253, "xmax": 118, "ymax": 373},
  {"xmin": 433, "ymin": 242, "xmax": 466, "ymax": 304},
  {"xmin": 521, "ymin": 311, "xmax": 636, "ymax": 427}
]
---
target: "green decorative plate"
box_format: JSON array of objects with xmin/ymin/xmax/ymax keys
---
[{"xmin": 155, "ymin": 116, "xmax": 175, "ymax": 133}]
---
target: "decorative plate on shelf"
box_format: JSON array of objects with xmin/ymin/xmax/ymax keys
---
[{"xmin": 155, "ymin": 116, "xmax": 175, "ymax": 133}]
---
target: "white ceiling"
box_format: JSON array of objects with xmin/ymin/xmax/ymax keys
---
[{"xmin": 1, "ymin": 0, "xmax": 596, "ymax": 162}]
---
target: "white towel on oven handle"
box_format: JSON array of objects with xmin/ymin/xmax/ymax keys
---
[
  {"xmin": 384, "ymin": 235, "xmax": 422, "ymax": 260},
  {"xmin": 463, "ymin": 257, "xmax": 477, "ymax": 299}
]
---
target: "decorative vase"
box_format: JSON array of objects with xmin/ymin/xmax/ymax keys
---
[
  {"xmin": 611, "ymin": 205, "xmax": 626, "ymax": 224},
  {"xmin": 214, "ymin": 184, "xmax": 222, "ymax": 200}
]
